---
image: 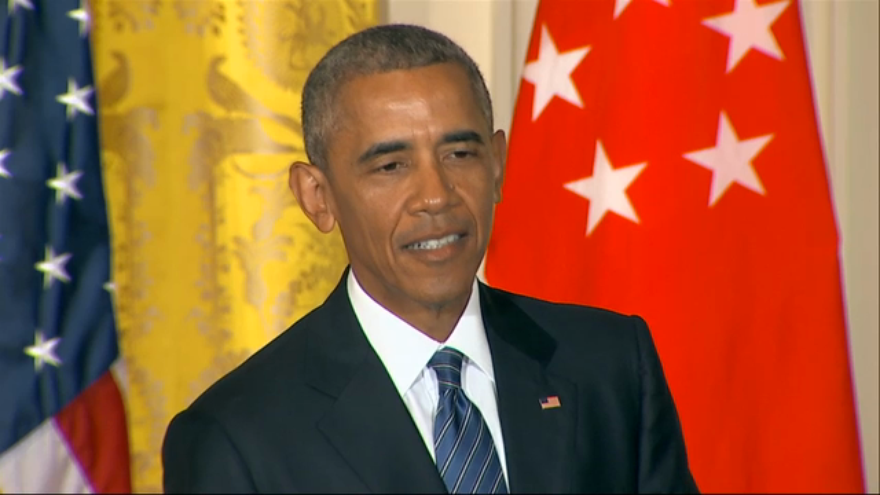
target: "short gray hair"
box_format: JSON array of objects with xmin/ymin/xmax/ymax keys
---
[{"xmin": 301, "ymin": 24, "xmax": 494, "ymax": 169}]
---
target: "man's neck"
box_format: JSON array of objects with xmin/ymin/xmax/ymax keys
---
[
  {"xmin": 399, "ymin": 298, "xmax": 470, "ymax": 343},
  {"xmin": 348, "ymin": 270, "xmax": 475, "ymax": 343}
]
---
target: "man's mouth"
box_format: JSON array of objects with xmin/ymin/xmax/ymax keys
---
[{"xmin": 405, "ymin": 233, "xmax": 464, "ymax": 251}]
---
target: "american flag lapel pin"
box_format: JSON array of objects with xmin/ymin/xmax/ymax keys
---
[{"xmin": 539, "ymin": 395, "xmax": 561, "ymax": 410}]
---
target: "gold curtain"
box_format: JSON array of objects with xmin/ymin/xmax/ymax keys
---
[{"xmin": 91, "ymin": 2, "xmax": 377, "ymax": 491}]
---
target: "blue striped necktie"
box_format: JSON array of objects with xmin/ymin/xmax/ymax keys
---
[{"xmin": 429, "ymin": 347, "xmax": 508, "ymax": 494}]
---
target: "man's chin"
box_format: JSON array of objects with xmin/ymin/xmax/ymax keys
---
[{"xmin": 404, "ymin": 276, "xmax": 476, "ymax": 311}]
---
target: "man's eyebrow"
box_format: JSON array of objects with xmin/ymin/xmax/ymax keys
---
[
  {"xmin": 356, "ymin": 131, "xmax": 484, "ymax": 164},
  {"xmin": 357, "ymin": 140, "xmax": 411, "ymax": 164},
  {"xmin": 441, "ymin": 130, "xmax": 484, "ymax": 145}
]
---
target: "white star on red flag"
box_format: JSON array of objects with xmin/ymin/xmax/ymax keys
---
[
  {"xmin": 613, "ymin": 0, "xmax": 670, "ymax": 19},
  {"xmin": 522, "ymin": 24, "xmax": 590, "ymax": 121},
  {"xmin": 487, "ymin": 1, "xmax": 865, "ymax": 492},
  {"xmin": 564, "ymin": 141, "xmax": 647, "ymax": 235},
  {"xmin": 683, "ymin": 111, "xmax": 773, "ymax": 206},
  {"xmin": 702, "ymin": 0, "xmax": 790, "ymax": 73}
]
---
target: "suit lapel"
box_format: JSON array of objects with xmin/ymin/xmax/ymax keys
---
[
  {"xmin": 306, "ymin": 274, "xmax": 446, "ymax": 494},
  {"xmin": 480, "ymin": 284, "xmax": 577, "ymax": 494}
]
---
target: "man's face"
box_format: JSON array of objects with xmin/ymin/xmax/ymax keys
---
[{"xmin": 319, "ymin": 63, "xmax": 505, "ymax": 318}]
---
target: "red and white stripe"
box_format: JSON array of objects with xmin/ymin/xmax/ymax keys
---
[{"xmin": 0, "ymin": 362, "xmax": 131, "ymax": 493}]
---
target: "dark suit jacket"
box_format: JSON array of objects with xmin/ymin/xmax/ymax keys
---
[{"xmin": 162, "ymin": 272, "xmax": 698, "ymax": 493}]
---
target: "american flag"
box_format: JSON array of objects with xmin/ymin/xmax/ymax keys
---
[
  {"xmin": 539, "ymin": 396, "xmax": 561, "ymax": 410},
  {"xmin": 0, "ymin": 0, "xmax": 131, "ymax": 492}
]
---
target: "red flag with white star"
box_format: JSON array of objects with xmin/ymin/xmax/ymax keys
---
[{"xmin": 486, "ymin": 0, "xmax": 864, "ymax": 492}]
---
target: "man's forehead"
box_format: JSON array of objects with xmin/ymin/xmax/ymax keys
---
[
  {"xmin": 337, "ymin": 64, "xmax": 473, "ymax": 106},
  {"xmin": 329, "ymin": 64, "xmax": 489, "ymax": 134}
]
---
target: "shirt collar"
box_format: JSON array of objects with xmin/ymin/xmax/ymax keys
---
[{"xmin": 347, "ymin": 270, "xmax": 495, "ymax": 396}]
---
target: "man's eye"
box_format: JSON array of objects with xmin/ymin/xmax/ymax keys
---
[
  {"xmin": 450, "ymin": 150, "xmax": 475, "ymax": 159},
  {"xmin": 376, "ymin": 162, "xmax": 401, "ymax": 173}
]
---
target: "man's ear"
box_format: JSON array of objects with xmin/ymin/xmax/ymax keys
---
[
  {"xmin": 289, "ymin": 161, "xmax": 337, "ymax": 233},
  {"xmin": 490, "ymin": 130, "xmax": 507, "ymax": 204}
]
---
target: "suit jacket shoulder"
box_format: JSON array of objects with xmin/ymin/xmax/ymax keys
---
[
  {"xmin": 479, "ymin": 284, "xmax": 698, "ymax": 493},
  {"xmin": 185, "ymin": 301, "xmax": 319, "ymax": 419},
  {"xmin": 162, "ymin": 275, "xmax": 447, "ymax": 493},
  {"xmin": 483, "ymin": 285, "xmax": 650, "ymax": 386}
]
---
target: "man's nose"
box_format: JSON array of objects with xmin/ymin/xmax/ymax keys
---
[{"xmin": 409, "ymin": 158, "xmax": 456, "ymax": 215}]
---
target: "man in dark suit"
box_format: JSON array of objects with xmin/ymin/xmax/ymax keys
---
[{"xmin": 162, "ymin": 24, "xmax": 698, "ymax": 494}]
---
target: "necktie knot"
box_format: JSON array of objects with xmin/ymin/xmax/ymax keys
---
[{"xmin": 429, "ymin": 347, "xmax": 464, "ymax": 390}]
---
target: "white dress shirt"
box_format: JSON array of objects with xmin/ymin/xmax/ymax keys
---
[{"xmin": 347, "ymin": 270, "xmax": 509, "ymax": 481}]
